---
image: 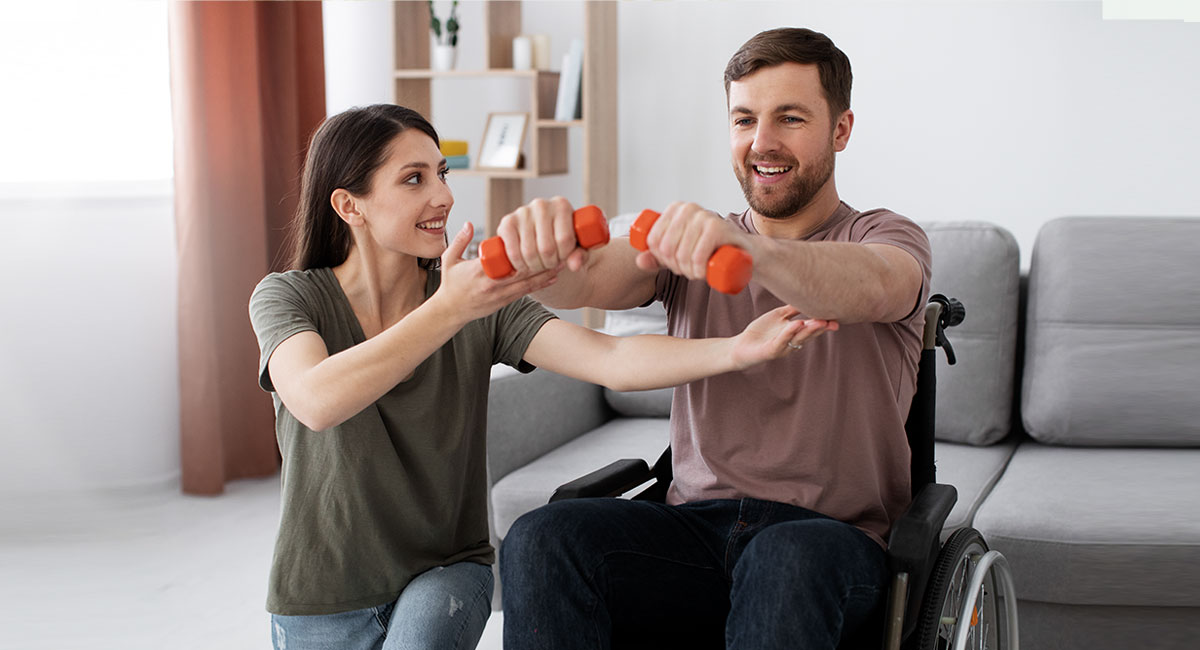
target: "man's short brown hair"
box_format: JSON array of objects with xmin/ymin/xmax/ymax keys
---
[{"xmin": 724, "ymin": 27, "xmax": 853, "ymax": 118}]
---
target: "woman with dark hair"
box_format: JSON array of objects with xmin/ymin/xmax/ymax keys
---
[{"xmin": 249, "ymin": 104, "xmax": 835, "ymax": 650}]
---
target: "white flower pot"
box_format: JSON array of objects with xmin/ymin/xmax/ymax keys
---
[{"xmin": 433, "ymin": 44, "xmax": 458, "ymax": 71}]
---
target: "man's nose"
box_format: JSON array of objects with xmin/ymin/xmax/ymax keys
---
[{"xmin": 752, "ymin": 123, "xmax": 780, "ymax": 153}]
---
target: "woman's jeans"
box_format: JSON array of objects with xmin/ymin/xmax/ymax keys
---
[
  {"xmin": 270, "ymin": 561, "xmax": 494, "ymax": 650},
  {"xmin": 500, "ymin": 497, "xmax": 888, "ymax": 650}
]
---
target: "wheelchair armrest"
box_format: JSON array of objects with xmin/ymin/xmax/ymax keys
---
[
  {"xmin": 549, "ymin": 459, "xmax": 653, "ymax": 502},
  {"xmin": 887, "ymin": 482, "xmax": 957, "ymax": 575}
]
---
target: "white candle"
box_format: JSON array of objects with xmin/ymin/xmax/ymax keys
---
[{"xmin": 512, "ymin": 35, "xmax": 532, "ymax": 70}]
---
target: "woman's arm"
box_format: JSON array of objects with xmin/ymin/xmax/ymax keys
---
[
  {"xmin": 268, "ymin": 223, "xmax": 554, "ymax": 431},
  {"xmin": 522, "ymin": 307, "xmax": 837, "ymax": 392}
]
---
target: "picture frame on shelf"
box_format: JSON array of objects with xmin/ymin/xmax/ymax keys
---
[{"xmin": 477, "ymin": 112, "xmax": 528, "ymax": 169}]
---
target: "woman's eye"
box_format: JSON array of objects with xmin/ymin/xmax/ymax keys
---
[
  {"xmin": 404, "ymin": 173, "xmax": 420, "ymax": 185},
  {"xmin": 438, "ymin": 168, "xmax": 449, "ymax": 182}
]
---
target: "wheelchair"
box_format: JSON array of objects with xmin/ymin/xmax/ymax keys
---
[{"xmin": 549, "ymin": 295, "xmax": 1018, "ymax": 650}]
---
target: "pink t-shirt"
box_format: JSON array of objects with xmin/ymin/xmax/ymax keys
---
[{"xmin": 656, "ymin": 202, "xmax": 932, "ymax": 547}]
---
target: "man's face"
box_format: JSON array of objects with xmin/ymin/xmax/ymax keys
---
[{"xmin": 728, "ymin": 62, "xmax": 848, "ymax": 220}]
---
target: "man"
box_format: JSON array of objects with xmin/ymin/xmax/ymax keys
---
[{"xmin": 497, "ymin": 27, "xmax": 931, "ymax": 649}]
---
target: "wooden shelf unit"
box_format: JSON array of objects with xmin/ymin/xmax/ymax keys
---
[{"xmin": 392, "ymin": 0, "xmax": 617, "ymax": 240}]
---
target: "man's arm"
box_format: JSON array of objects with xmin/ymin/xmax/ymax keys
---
[
  {"xmin": 637, "ymin": 202, "xmax": 924, "ymax": 324},
  {"xmin": 747, "ymin": 239, "xmax": 923, "ymax": 324},
  {"xmin": 495, "ymin": 197, "xmax": 658, "ymax": 310}
]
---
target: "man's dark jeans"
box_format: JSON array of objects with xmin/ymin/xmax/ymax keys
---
[{"xmin": 500, "ymin": 497, "xmax": 888, "ymax": 650}]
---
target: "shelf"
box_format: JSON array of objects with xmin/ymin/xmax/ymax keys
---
[
  {"xmin": 537, "ymin": 119, "xmax": 584, "ymax": 128},
  {"xmin": 394, "ymin": 68, "xmax": 545, "ymax": 79},
  {"xmin": 448, "ymin": 168, "xmax": 568, "ymax": 180}
]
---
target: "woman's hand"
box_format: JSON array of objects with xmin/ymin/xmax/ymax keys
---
[
  {"xmin": 730, "ymin": 306, "xmax": 839, "ymax": 370},
  {"xmin": 434, "ymin": 222, "xmax": 559, "ymax": 323}
]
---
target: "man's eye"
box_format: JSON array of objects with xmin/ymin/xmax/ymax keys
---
[
  {"xmin": 783, "ymin": 116, "xmax": 805, "ymax": 124},
  {"xmin": 733, "ymin": 118, "xmax": 753, "ymax": 127}
]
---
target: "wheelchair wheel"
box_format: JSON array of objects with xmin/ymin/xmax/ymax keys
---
[{"xmin": 912, "ymin": 527, "xmax": 1012, "ymax": 650}]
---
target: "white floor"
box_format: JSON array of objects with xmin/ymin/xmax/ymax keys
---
[{"xmin": 0, "ymin": 476, "xmax": 504, "ymax": 650}]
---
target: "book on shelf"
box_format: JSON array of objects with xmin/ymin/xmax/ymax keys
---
[
  {"xmin": 554, "ymin": 38, "xmax": 584, "ymax": 122},
  {"xmin": 440, "ymin": 140, "xmax": 469, "ymax": 157},
  {"xmin": 445, "ymin": 155, "xmax": 470, "ymax": 169}
]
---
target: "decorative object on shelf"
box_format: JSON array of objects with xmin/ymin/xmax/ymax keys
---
[
  {"xmin": 445, "ymin": 155, "xmax": 470, "ymax": 170},
  {"xmin": 427, "ymin": 0, "xmax": 459, "ymax": 71},
  {"xmin": 554, "ymin": 38, "xmax": 584, "ymax": 121},
  {"xmin": 477, "ymin": 112, "xmax": 529, "ymax": 169},
  {"xmin": 512, "ymin": 35, "xmax": 532, "ymax": 71},
  {"xmin": 530, "ymin": 34, "xmax": 551, "ymax": 69}
]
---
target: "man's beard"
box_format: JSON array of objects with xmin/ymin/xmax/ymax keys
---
[{"xmin": 736, "ymin": 143, "xmax": 836, "ymax": 220}]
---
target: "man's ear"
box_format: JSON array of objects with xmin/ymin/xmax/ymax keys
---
[
  {"xmin": 833, "ymin": 109, "xmax": 854, "ymax": 152},
  {"xmin": 331, "ymin": 188, "xmax": 364, "ymax": 226}
]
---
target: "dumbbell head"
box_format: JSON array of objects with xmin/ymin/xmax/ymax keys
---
[
  {"xmin": 574, "ymin": 205, "xmax": 610, "ymax": 250},
  {"xmin": 629, "ymin": 209, "xmax": 660, "ymax": 252},
  {"xmin": 479, "ymin": 237, "xmax": 515, "ymax": 279},
  {"xmin": 707, "ymin": 245, "xmax": 753, "ymax": 295}
]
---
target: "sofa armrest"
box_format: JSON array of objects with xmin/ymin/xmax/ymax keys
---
[{"xmin": 486, "ymin": 367, "xmax": 612, "ymax": 485}]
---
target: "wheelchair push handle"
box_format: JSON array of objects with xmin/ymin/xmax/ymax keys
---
[
  {"xmin": 929, "ymin": 294, "xmax": 966, "ymax": 365},
  {"xmin": 479, "ymin": 205, "xmax": 610, "ymax": 279},
  {"xmin": 629, "ymin": 209, "xmax": 754, "ymax": 295}
]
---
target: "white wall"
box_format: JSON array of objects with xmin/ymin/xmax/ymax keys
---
[
  {"xmin": 615, "ymin": 0, "xmax": 1200, "ymax": 266},
  {"xmin": 0, "ymin": 186, "xmax": 180, "ymax": 499},
  {"xmin": 324, "ymin": 1, "xmax": 1199, "ymax": 267}
]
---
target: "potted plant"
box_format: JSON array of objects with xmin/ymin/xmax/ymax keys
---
[{"xmin": 428, "ymin": 0, "xmax": 459, "ymax": 71}]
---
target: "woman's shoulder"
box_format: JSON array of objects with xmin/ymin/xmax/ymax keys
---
[{"xmin": 251, "ymin": 268, "xmax": 336, "ymax": 306}]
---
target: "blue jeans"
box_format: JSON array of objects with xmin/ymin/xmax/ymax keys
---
[
  {"xmin": 270, "ymin": 561, "xmax": 494, "ymax": 650},
  {"xmin": 500, "ymin": 498, "xmax": 887, "ymax": 650}
]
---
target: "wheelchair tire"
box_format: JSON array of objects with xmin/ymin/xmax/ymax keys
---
[{"xmin": 911, "ymin": 527, "xmax": 1006, "ymax": 650}]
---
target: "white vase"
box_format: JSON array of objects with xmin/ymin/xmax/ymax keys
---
[{"xmin": 433, "ymin": 44, "xmax": 457, "ymax": 71}]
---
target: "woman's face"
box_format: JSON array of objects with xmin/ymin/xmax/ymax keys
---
[{"xmin": 355, "ymin": 129, "xmax": 453, "ymax": 260}]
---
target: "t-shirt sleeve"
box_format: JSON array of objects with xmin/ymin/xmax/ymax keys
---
[
  {"xmin": 248, "ymin": 274, "xmax": 318, "ymax": 392},
  {"xmin": 492, "ymin": 296, "xmax": 557, "ymax": 373},
  {"xmin": 852, "ymin": 211, "xmax": 933, "ymax": 322}
]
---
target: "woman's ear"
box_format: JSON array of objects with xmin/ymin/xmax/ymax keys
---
[{"xmin": 331, "ymin": 188, "xmax": 364, "ymax": 226}]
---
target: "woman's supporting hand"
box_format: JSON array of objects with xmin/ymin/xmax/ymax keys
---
[
  {"xmin": 433, "ymin": 222, "xmax": 559, "ymax": 323},
  {"xmin": 729, "ymin": 306, "xmax": 839, "ymax": 370}
]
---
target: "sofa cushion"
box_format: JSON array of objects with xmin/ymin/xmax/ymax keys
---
[
  {"xmin": 603, "ymin": 387, "xmax": 673, "ymax": 417},
  {"xmin": 1022, "ymin": 217, "xmax": 1200, "ymax": 446},
  {"xmin": 972, "ymin": 444, "xmax": 1200, "ymax": 607},
  {"xmin": 922, "ymin": 221, "xmax": 1021, "ymax": 446},
  {"xmin": 934, "ymin": 437, "xmax": 1017, "ymax": 534},
  {"xmin": 490, "ymin": 418, "xmax": 670, "ymax": 539}
]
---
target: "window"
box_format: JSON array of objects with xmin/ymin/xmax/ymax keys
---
[{"xmin": 0, "ymin": 1, "xmax": 172, "ymax": 185}]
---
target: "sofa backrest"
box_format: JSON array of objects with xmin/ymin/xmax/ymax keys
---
[
  {"xmin": 1021, "ymin": 217, "xmax": 1200, "ymax": 446},
  {"xmin": 923, "ymin": 222, "xmax": 1022, "ymax": 446}
]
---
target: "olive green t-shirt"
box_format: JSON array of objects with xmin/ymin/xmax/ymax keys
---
[{"xmin": 248, "ymin": 267, "xmax": 555, "ymax": 615}]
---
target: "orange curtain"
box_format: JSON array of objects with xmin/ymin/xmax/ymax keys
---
[{"xmin": 168, "ymin": 1, "xmax": 326, "ymax": 494}]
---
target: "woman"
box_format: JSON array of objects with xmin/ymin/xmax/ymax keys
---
[{"xmin": 249, "ymin": 104, "xmax": 834, "ymax": 650}]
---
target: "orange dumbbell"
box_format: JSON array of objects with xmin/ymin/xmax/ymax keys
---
[
  {"xmin": 479, "ymin": 205, "xmax": 610, "ymax": 279},
  {"xmin": 629, "ymin": 209, "xmax": 753, "ymax": 295}
]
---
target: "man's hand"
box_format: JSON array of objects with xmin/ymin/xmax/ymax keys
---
[
  {"xmin": 636, "ymin": 201, "xmax": 751, "ymax": 281},
  {"xmin": 495, "ymin": 196, "xmax": 593, "ymax": 277}
]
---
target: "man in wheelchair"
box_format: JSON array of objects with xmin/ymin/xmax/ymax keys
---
[{"xmin": 495, "ymin": 27, "xmax": 933, "ymax": 650}]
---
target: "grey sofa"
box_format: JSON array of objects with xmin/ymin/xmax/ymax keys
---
[{"xmin": 483, "ymin": 216, "xmax": 1200, "ymax": 649}]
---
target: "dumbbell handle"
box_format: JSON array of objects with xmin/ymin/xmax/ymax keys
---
[
  {"xmin": 629, "ymin": 209, "xmax": 754, "ymax": 295},
  {"xmin": 479, "ymin": 205, "xmax": 610, "ymax": 279}
]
